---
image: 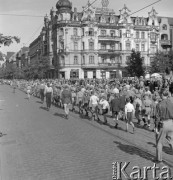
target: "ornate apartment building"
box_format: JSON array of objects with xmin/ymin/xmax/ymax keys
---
[{"xmin": 29, "ymin": 0, "xmax": 173, "ymax": 79}]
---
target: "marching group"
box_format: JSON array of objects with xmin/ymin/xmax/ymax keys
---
[{"xmin": 4, "ymin": 75, "xmax": 173, "ymax": 163}]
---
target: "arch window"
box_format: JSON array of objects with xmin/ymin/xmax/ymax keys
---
[
  {"xmin": 162, "ymin": 24, "xmax": 167, "ymax": 30},
  {"xmin": 89, "ymin": 42, "xmax": 94, "ymax": 50},
  {"xmin": 89, "ymin": 56, "xmax": 95, "ymax": 64},
  {"xmin": 161, "ymin": 34, "xmax": 168, "ymax": 40}
]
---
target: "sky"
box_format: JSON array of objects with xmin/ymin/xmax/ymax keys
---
[{"xmin": 0, "ymin": 0, "xmax": 173, "ymax": 54}]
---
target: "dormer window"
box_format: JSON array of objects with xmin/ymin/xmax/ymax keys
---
[
  {"xmin": 88, "ymin": 28, "xmax": 94, "ymax": 36},
  {"xmin": 162, "ymin": 24, "xmax": 167, "ymax": 30},
  {"xmin": 73, "ymin": 28, "xmax": 78, "ymax": 36},
  {"xmin": 126, "ymin": 30, "xmax": 131, "ymax": 38}
]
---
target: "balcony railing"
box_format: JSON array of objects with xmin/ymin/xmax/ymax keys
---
[
  {"xmin": 98, "ymin": 49, "xmax": 121, "ymax": 55},
  {"xmin": 98, "ymin": 35, "xmax": 121, "ymax": 41},
  {"xmin": 160, "ymin": 39, "xmax": 171, "ymax": 46},
  {"xmin": 99, "ymin": 62, "xmax": 121, "ymax": 68}
]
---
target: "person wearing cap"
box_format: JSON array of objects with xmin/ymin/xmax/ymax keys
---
[
  {"xmin": 155, "ymin": 91, "xmax": 173, "ymax": 163},
  {"xmin": 44, "ymin": 82, "xmax": 53, "ymax": 111},
  {"xmin": 61, "ymin": 84, "xmax": 72, "ymax": 119},
  {"xmin": 99, "ymin": 95, "xmax": 109, "ymax": 124}
]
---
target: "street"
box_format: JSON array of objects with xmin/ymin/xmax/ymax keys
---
[{"xmin": 0, "ymin": 85, "xmax": 172, "ymax": 180}]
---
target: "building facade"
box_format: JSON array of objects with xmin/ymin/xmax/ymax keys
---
[{"xmin": 29, "ymin": 0, "xmax": 173, "ymax": 79}]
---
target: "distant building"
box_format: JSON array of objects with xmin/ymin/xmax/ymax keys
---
[
  {"xmin": 29, "ymin": 0, "xmax": 173, "ymax": 79},
  {"xmin": 16, "ymin": 47, "xmax": 29, "ymax": 68}
]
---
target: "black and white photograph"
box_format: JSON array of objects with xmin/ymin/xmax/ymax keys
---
[{"xmin": 0, "ymin": 0, "xmax": 173, "ymax": 179}]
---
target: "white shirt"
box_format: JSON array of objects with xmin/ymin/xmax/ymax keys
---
[
  {"xmin": 113, "ymin": 88, "xmax": 119, "ymax": 94},
  {"xmin": 125, "ymin": 102, "xmax": 135, "ymax": 114},
  {"xmin": 99, "ymin": 99, "xmax": 109, "ymax": 109},
  {"xmin": 90, "ymin": 95, "xmax": 99, "ymax": 105}
]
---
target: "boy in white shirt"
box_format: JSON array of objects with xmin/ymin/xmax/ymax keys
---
[
  {"xmin": 89, "ymin": 91, "xmax": 99, "ymax": 121},
  {"xmin": 99, "ymin": 95, "xmax": 109, "ymax": 124},
  {"xmin": 125, "ymin": 98, "xmax": 135, "ymax": 133}
]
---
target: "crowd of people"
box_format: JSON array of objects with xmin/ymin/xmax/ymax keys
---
[{"xmin": 2, "ymin": 75, "xmax": 173, "ymax": 163}]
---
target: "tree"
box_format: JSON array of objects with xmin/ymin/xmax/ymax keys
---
[
  {"xmin": 125, "ymin": 49, "xmax": 145, "ymax": 77},
  {"xmin": 0, "ymin": 34, "xmax": 20, "ymax": 46},
  {"xmin": 150, "ymin": 51, "xmax": 173, "ymax": 74}
]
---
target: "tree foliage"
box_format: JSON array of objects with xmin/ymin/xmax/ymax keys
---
[
  {"xmin": 150, "ymin": 50, "xmax": 173, "ymax": 74},
  {"xmin": 125, "ymin": 49, "xmax": 145, "ymax": 77},
  {"xmin": 0, "ymin": 34, "xmax": 20, "ymax": 46}
]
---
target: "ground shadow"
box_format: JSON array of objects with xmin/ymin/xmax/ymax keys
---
[
  {"xmin": 36, "ymin": 101, "xmax": 43, "ymax": 104},
  {"xmin": 147, "ymin": 142, "xmax": 156, "ymax": 147},
  {"xmin": 39, "ymin": 106, "xmax": 48, "ymax": 111},
  {"xmin": 54, "ymin": 112, "xmax": 66, "ymax": 119},
  {"xmin": 163, "ymin": 146, "xmax": 173, "ymax": 155},
  {"xmin": 114, "ymin": 140, "xmax": 155, "ymax": 162}
]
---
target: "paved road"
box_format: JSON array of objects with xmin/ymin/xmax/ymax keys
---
[{"xmin": 0, "ymin": 85, "xmax": 172, "ymax": 180}]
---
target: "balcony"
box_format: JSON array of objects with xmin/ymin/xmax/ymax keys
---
[
  {"xmin": 160, "ymin": 39, "xmax": 172, "ymax": 48},
  {"xmin": 99, "ymin": 62, "xmax": 121, "ymax": 69},
  {"xmin": 71, "ymin": 35, "xmax": 81, "ymax": 41},
  {"xmin": 98, "ymin": 35, "xmax": 121, "ymax": 41},
  {"xmin": 98, "ymin": 49, "xmax": 121, "ymax": 55}
]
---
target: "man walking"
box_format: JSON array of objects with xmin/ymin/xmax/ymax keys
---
[{"xmin": 155, "ymin": 91, "xmax": 173, "ymax": 162}]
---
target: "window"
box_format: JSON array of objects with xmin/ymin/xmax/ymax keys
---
[
  {"xmin": 162, "ymin": 24, "xmax": 167, "ymax": 30},
  {"xmin": 110, "ymin": 30, "xmax": 115, "ymax": 37},
  {"xmin": 82, "ymin": 42, "xmax": 85, "ymax": 50},
  {"xmin": 111, "ymin": 58, "xmax": 115, "ymax": 64},
  {"xmin": 82, "ymin": 56, "xmax": 85, "ymax": 64},
  {"xmin": 74, "ymin": 42, "xmax": 78, "ymax": 50},
  {"xmin": 161, "ymin": 34, "xmax": 168, "ymax": 40},
  {"xmin": 101, "ymin": 57, "xmax": 106, "ymax": 63},
  {"xmin": 101, "ymin": 44, "xmax": 106, "ymax": 50},
  {"xmin": 60, "ymin": 28, "xmax": 64, "ymax": 36},
  {"xmin": 141, "ymin": 32, "xmax": 145, "ymax": 39},
  {"xmin": 136, "ymin": 31, "xmax": 140, "ymax": 38},
  {"xmin": 84, "ymin": 71, "xmax": 87, "ymax": 78},
  {"xmin": 101, "ymin": 30, "xmax": 106, "ymax": 36},
  {"xmin": 82, "ymin": 28, "xmax": 85, "ymax": 36},
  {"xmin": 110, "ymin": 44, "xmax": 115, "ymax": 50},
  {"xmin": 126, "ymin": 30, "xmax": 131, "ymax": 38},
  {"xmin": 141, "ymin": 19, "xmax": 145, "ymax": 26},
  {"xmin": 93, "ymin": 71, "xmax": 96, "ymax": 78},
  {"xmin": 126, "ymin": 42, "xmax": 131, "ymax": 50},
  {"xmin": 89, "ymin": 28, "xmax": 94, "ymax": 36},
  {"xmin": 136, "ymin": 44, "xmax": 140, "ymax": 51},
  {"xmin": 126, "ymin": 56, "xmax": 130, "ymax": 62},
  {"xmin": 74, "ymin": 56, "xmax": 78, "ymax": 64},
  {"xmin": 150, "ymin": 47, "xmax": 156, "ymax": 53},
  {"xmin": 89, "ymin": 56, "xmax": 94, "ymax": 64},
  {"xmin": 141, "ymin": 44, "xmax": 145, "ymax": 51},
  {"xmin": 89, "ymin": 42, "xmax": 94, "ymax": 50},
  {"xmin": 150, "ymin": 32, "xmax": 156, "ymax": 40},
  {"xmin": 73, "ymin": 28, "xmax": 78, "ymax": 36}
]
